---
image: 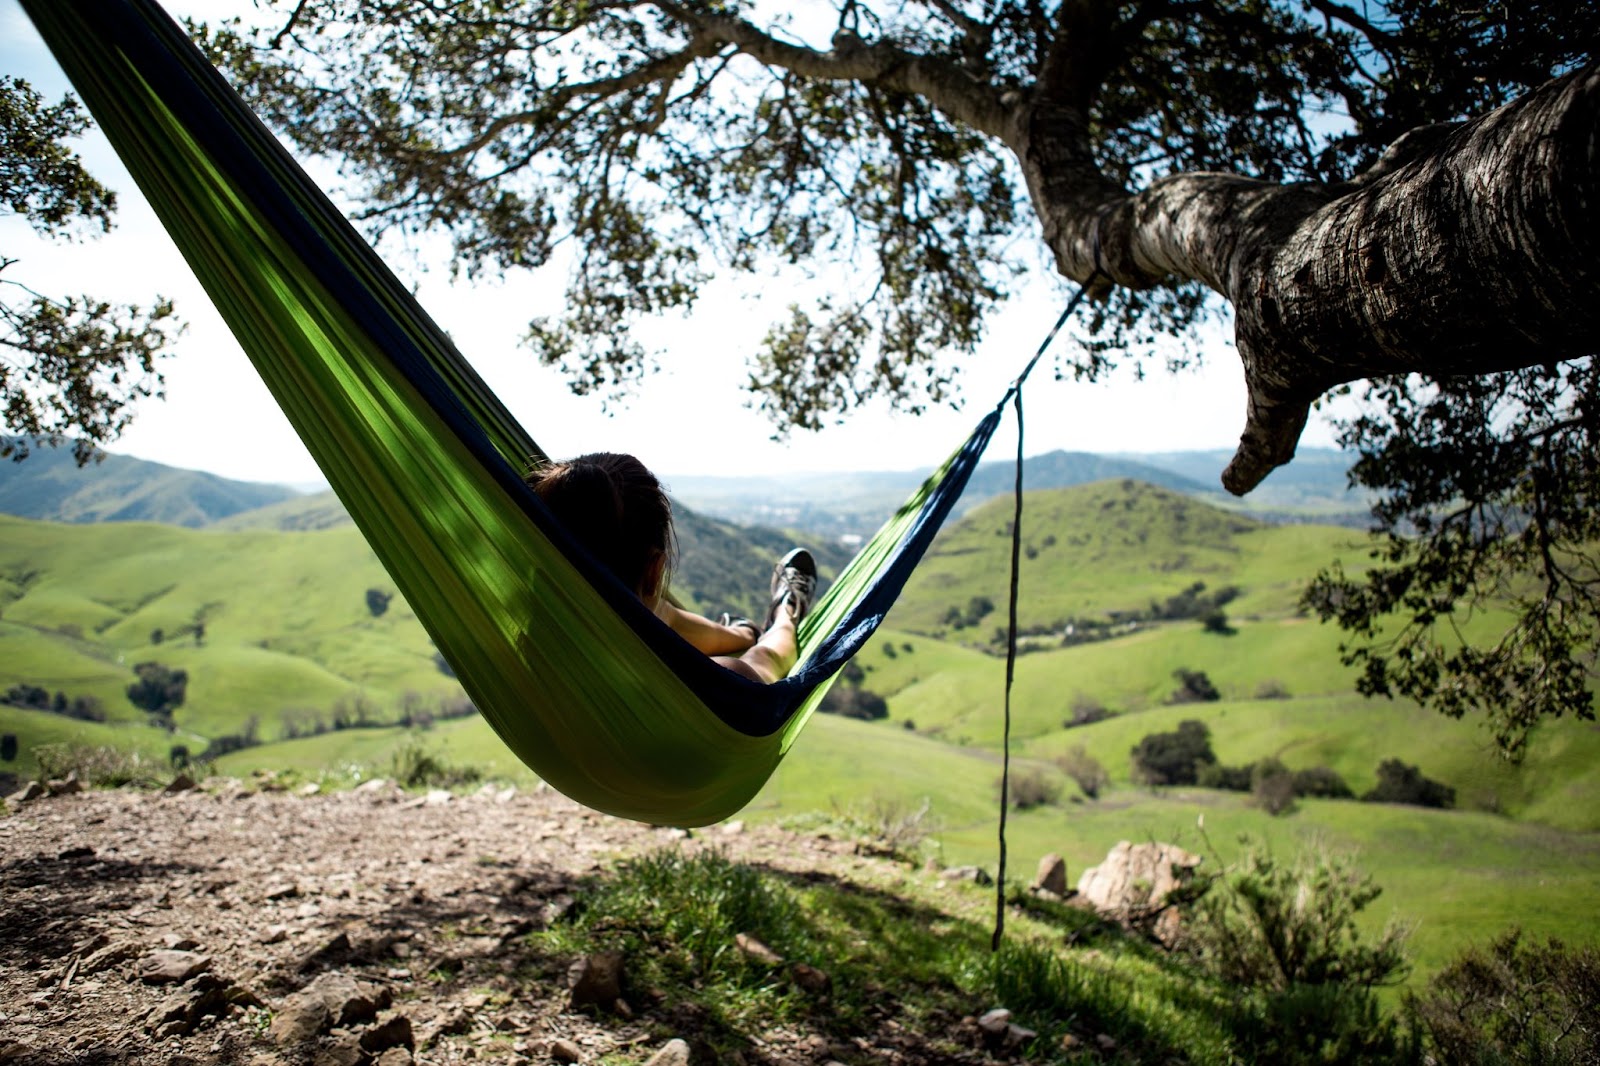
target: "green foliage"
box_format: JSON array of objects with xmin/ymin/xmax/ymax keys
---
[
  {"xmin": 1169, "ymin": 668, "xmax": 1222, "ymax": 704},
  {"xmin": 1, "ymin": 77, "xmax": 179, "ymax": 465},
  {"xmin": 818, "ymin": 684, "xmax": 888, "ymax": 720},
  {"xmin": 1363, "ymin": 759, "xmax": 1455, "ymax": 809},
  {"xmin": 31, "ymin": 741, "xmax": 162, "ymax": 788},
  {"xmin": 1411, "ymin": 930, "xmax": 1600, "ymax": 1066},
  {"xmin": 1003, "ymin": 766, "xmax": 1061, "ymax": 811},
  {"xmin": 125, "ymin": 661, "xmax": 187, "ymax": 725},
  {"xmin": 389, "ymin": 740, "xmax": 482, "ymax": 790},
  {"xmin": 1131, "ymin": 719, "xmax": 1216, "ymax": 786},
  {"xmin": 1188, "ymin": 841, "xmax": 1415, "ymax": 1063},
  {"xmin": 364, "ymin": 587, "xmax": 391, "ymax": 617}
]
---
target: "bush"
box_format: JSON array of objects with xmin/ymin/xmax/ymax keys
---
[
  {"xmin": 1255, "ymin": 678, "xmax": 1291, "ymax": 699},
  {"xmin": 1, "ymin": 734, "xmax": 16, "ymax": 762},
  {"xmin": 3, "ymin": 684, "xmax": 49, "ymax": 710},
  {"xmin": 1201, "ymin": 609, "xmax": 1235, "ymax": 635},
  {"xmin": 1168, "ymin": 668, "xmax": 1221, "ymax": 704},
  {"xmin": 169, "ymin": 745, "xmax": 190, "ymax": 769},
  {"xmin": 1131, "ymin": 719, "xmax": 1216, "ymax": 786},
  {"xmin": 365, "ymin": 587, "xmax": 393, "ymax": 617},
  {"xmin": 1250, "ymin": 759, "xmax": 1297, "ymax": 816},
  {"xmin": 1004, "ymin": 766, "xmax": 1062, "ymax": 810},
  {"xmin": 1363, "ymin": 759, "xmax": 1455, "ymax": 808},
  {"xmin": 819, "ymin": 684, "xmax": 889, "ymax": 720},
  {"xmin": 32, "ymin": 743, "xmax": 163, "ymax": 788},
  {"xmin": 1188, "ymin": 841, "xmax": 1413, "ymax": 1062},
  {"xmin": 1412, "ymin": 930, "xmax": 1600, "ymax": 1065},
  {"xmin": 1065, "ymin": 695, "xmax": 1110, "ymax": 727},
  {"xmin": 391, "ymin": 741, "xmax": 482, "ymax": 789},
  {"xmin": 1292, "ymin": 766, "xmax": 1353, "ymax": 799},
  {"xmin": 1056, "ymin": 745, "xmax": 1110, "ymax": 799},
  {"xmin": 1198, "ymin": 763, "xmax": 1254, "ymax": 791}
]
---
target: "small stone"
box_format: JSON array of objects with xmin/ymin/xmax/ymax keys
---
[
  {"xmin": 550, "ymin": 1038, "xmax": 584, "ymax": 1063},
  {"xmin": 790, "ymin": 962, "xmax": 831, "ymax": 996},
  {"xmin": 1060, "ymin": 1033, "xmax": 1083, "ymax": 1051},
  {"xmin": 263, "ymin": 883, "xmax": 301, "ymax": 901},
  {"xmin": 57, "ymin": 845, "xmax": 94, "ymax": 861},
  {"xmin": 1096, "ymin": 1033, "xmax": 1118, "ymax": 1052},
  {"xmin": 941, "ymin": 865, "xmax": 993, "ymax": 885},
  {"xmin": 137, "ymin": 950, "xmax": 210, "ymax": 984},
  {"xmin": 644, "ymin": 1038, "xmax": 691, "ymax": 1066},
  {"xmin": 424, "ymin": 789, "xmax": 452, "ymax": 806},
  {"xmin": 8, "ymin": 781, "xmax": 44, "ymax": 803},
  {"xmin": 162, "ymin": 934, "xmax": 200, "ymax": 951},
  {"xmin": 312, "ymin": 1029, "xmax": 364, "ymax": 1066},
  {"xmin": 163, "ymin": 774, "xmax": 198, "ymax": 794},
  {"xmin": 1035, "ymin": 853, "xmax": 1068, "ymax": 895},
  {"xmin": 297, "ymin": 782, "xmax": 322, "ymax": 796},
  {"xmin": 259, "ymin": 925, "xmax": 289, "ymax": 945},
  {"xmin": 375, "ymin": 1050, "xmax": 413, "ymax": 1066},
  {"xmin": 45, "ymin": 776, "xmax": 82, "ymax": 797},
  {"xmin": 360, "ymin": 1013, "xmax": 414, "ymax": 1053},
  {"xmin": 719, "ymin": 820, "xmax": 745, "ymax": 836},
  {"xmin": 567, "ymin": 952, "xmax": 624, "ymax": 1010},
  {"xmin": 977, "ymin": 1008, "xmax": 1013, "ymax": 1037},
  {"xmin": 733, "ymin": 933, "xmax": 783, "ymax": 966}
]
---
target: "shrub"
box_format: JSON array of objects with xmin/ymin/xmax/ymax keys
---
[
  {"xmin": 3, "ymin": 684, "xmax": 49, "ymax": 710},
  {"xmin": 1198, "ymin": 763, "xmax": 1254, "ymax": 791},
  {"xmin": 819, "ymin": 684, "xmax": 889, "ymax": 720},
  {"xmin": 169, "ymin": 745, "xmax": 190, "ymax": 769},
  {"xmin": 1292, "ymin": 767, "xmax": 1353, "ymax": 799},
  {"xmin": 1201, "ymin": 609, "xmax": 1235, "ymax": 635},
  {"xmin": 198, "ymin": 716, "xmax": 261, "ymax": 762},
  {"xmin": 1255, "ymin": 678, "xmax": 1291, "ymax": 699},
  {"xmin": 1250, "ymin": 759, "xmax": 1297, "ymax": 816},
  {"xmin": 365, "ymin": 587, "xmax": 393, "ymax": 617},
  {"xmin": 1131, "ymin": 719, "xmax": 1216, "ymax": 786},
  {"xmin": 1004, "ymin": 766, "xmax": 1061, "ymax": 810},
  {"xmin": 1168, "ymin": 668, "xmax": 1221, "ymax": 704},
  {"xmin": 32, "ymin": 743, "xmax": 163, "ymax": 788},
  {"xmin": 1363, "ymin": 759, "xmax": 1455, "ymax": 808},
  {"xmin": 1, "ymin": 734, "xmax": 16, "ymax": 762},
  {"xmin": 1056, "ymin": 745, "xmax": 1110, "ymax": 799},
  {"xmin": 1412, "ymin": 930, "xmax": 1600, "ymax": 1065},
  {"xmin": 1065, "ymin": 695, "xmax": 1111, "ymax": 727},
  {"xmin": 391, "ymin": 741, "xmax": 482, "ymax": 789},
  {"xmin": 1188, "ymin": 842, "xmax": 1413, "ymax": 1062}
]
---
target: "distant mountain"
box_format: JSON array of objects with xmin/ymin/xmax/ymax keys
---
[
  {"xmin": 0, "ymin": 439, "xmax": 300, "ymax": 527},
  {"xmin": 1125, "ymin": 447, "xmax": 1372, "ymax": 519}
]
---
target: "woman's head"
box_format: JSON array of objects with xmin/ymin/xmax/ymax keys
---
[{"xmin": 526, "ymin": 452, "xmax": 675, "ymax": 601}]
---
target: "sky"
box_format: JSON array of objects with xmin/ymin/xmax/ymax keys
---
[{"xmin": 2, "ymin": 0, "xmax": 1346, "ymax": 491}]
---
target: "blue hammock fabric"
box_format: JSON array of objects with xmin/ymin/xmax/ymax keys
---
[{"xmin": 22, "ymin": 0, "xmax": 1012, "ymax": 823}]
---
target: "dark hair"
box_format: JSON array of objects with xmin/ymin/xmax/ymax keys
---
[{"xmin": 526, "ymin": 452, "xmax": 675, "ymax": 595}]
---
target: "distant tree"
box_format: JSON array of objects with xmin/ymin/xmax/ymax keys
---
[
  {"xmin": 169, "ymin": 744, "xmax": 189, "ymax": 769},
  {"xmin": 1003, "ymin": 766, "xmax": 1061, "ymax": 810},
  {"xmin": 1168, "ymin": 668, "xmax": 1222, "ymax": 705},
  {"xmin": 1, "ymin": 733, "xmax": 16, "ymax": 762},
  {"xmin": 819, "ymin": 684, "xmax": 890, "ymax": 721},
  {"xmin": 1363, "ymin": 759, "xmax": 1455, "ymax": 809},
  {"xmin": 125, "ymin": 661, "xmax": 187, "ymax": 727},
  {"xmin": 1056, "ymin": 745, "xmax": 1110, "ymax": 800},
  {"xmin": 1292, "ymin": 767, "xmax": 1354, "ymax": 800},
  {"xmin": 1131, "ymin": 719, "xmax": 1216, "ymax": 786},
  {"xmin": 149, "ymin": 627, "xmax": 164, "ymax": 645},
  {"xmin": 1197, "ymin": 763, "xmax": 1255, "ymax": 792},
  {"xmin": 1201, "ymin": 609, "xmax": 1235, "ymax": 636},
  {"xmin": 3, "ymin": 684, "xmax": 49, "ymax": 710},
  {"xmin": 1, "ymin": 76, "xmax": 179, "ymax": 464},
  {"xmin": 1250, "ymin": 757, "xmax": 1297, "ymax": 816},
  {"xmin": 365, "ymin": 587, "xmax": 392, "ymax": 617}
]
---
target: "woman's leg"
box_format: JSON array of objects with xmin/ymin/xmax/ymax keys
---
[{"xmin": 715, "ymin": 549, "xmax": 815, "ymax": 684}]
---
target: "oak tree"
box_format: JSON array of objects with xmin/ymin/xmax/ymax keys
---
[
  {"xmin": 1, "ymin": 76, "xmax": 180, "ymax": 464},
  {"xmin": 196, "ymin": 1, "xmax": 1599, "ymax": 748}
]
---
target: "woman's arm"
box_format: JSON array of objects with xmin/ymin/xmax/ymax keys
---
[{"xmin": 654, "ymin": 600, "xmax": 760, "ymax": 656}]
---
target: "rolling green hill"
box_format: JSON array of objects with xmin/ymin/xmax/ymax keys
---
[{"xmin": 0, "ymin": 438, "xmax": 300, "ymax": 526}]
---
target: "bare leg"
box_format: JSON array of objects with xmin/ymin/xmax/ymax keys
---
[{"xmin": 715, "ymin": 607, "xmax": 797, "ymax": 684}]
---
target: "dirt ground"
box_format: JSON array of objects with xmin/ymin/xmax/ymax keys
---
[{"xmin": 0, "ymin": 779, "xmax": 998, "ymax": 1066}]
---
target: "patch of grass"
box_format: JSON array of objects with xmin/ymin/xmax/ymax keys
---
[{"xmin": 32, "ymin": 742, "xmax": 165, "ymax": 788}]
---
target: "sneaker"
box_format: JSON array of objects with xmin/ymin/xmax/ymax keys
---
[
  {"xmin": 763, "ymin": 548, "xmax": 817, "ymax": 629},
  {"xmin": 719, "ymin": 613, "xmax": 763, "ymax": 642}
]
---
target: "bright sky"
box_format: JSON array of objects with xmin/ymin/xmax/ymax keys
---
[{"xmin": 1, "ymin": 0, "xmax": 1344, "ymax": 491}]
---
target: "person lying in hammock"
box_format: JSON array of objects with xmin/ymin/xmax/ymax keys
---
[{"xmin": 526, "ymin": 452, "xmax": 816, "ymax": 685}]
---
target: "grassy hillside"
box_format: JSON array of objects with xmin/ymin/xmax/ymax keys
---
[{"xmin": 0, "ymin": 439, "xmax": 299, "ymax": 526}]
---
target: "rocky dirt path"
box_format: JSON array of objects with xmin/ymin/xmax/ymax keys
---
[{"xmin": 0, "ymin": 780, "xmax": 995, "ymax": 1066}]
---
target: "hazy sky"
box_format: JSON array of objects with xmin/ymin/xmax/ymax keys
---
[{"xmin": 3, "ymin": 0, "xmax": 1346, "ymax": 490}]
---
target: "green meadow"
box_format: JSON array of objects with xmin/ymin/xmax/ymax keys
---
[{"xmin": 2, "ymin": 480, "xmax": 1597, "ymax": 988}]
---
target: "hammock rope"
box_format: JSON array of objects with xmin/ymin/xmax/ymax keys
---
[{"xmin": 22, "ymin": 0, "xmax": 1084, "ymax": 828}]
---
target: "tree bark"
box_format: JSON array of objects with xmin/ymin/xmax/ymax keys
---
[{"xmin": 1017, "ymin": 63, "xmax": 1600, "ymax": 494}]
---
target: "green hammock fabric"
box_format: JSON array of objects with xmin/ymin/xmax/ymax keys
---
[{"xmin": 22, "ymin": 0, "xmax": 1007, "ymax": 826}]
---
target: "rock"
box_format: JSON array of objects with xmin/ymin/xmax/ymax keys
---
[
  {"xmin": 1096, "ymin": 1033, "xmax": 1119, "ymax": 1052},
  {"xmin": 360, "ymin": 1013, "xmax": 415, "ymax": 1053},
  {"xmin": 734, "ymin": 933, "xmax": 783, "ymax": 966},
  {"xmin": 259, "ymin": 925, "xmax": 289, "ymax": 945},
  {"xmin": 57, "ymin": 845, "xmax": 94, "ymax": 861},
  {"xmin": 80, "ymin": 941, "xmax": 139, "ymax": 975},
  {"xmin": 146, "ymin": 973, "xmax": 231, "ymax": 1038},
  {"xmin": 263, "ymin": 882, "xmax": 301, "ymax": 901},
  {"xmin": 567, "ymin": 951, "xmax": 624, "ymax": 1010},
  {"xmin": 375, "ymin": 1050, "xmax": 413, "ymax": 1066},
  {"xmin": 424, "ymin": 789, "xmax": 452, "ymax": 806},
  {"xmin": 941, "ymin": 865, "xmax": 993, "ymax": 885},
  {"xmin": 46, "ymin": 775, "xmax": 82, "ymax": 797},
  {"xmin": 297, "ymin": 931, "xmax": 354, "ymax": 972},
  {"xmin": 8, "ymin": 781, "xmax": 44, "ymax": 803},
  {"xmin": 1075, "ymin": 841, "xmax": 1202, "ymax": 944},
  {"xmin": 137, "ymin": 950, "xmax": 210, "ymax": 984},
  {"xmin": 550, "ymin": 1037, "xmax": 585, "ymax": 1063},
  {"xmin": 297, "ymin": 782, "xmax": 322, "ymax": 796},
  {"xmin": 271, "ymin": 973, "xmax": 392, "ymax": 1045},
  {"xmin": 644, "ymin": 1038, "xmax": 691, "ymax": 1066},
  {"xmin": 162, "ymin": 934, "xmax": 201, "ymax": 951},
  {"xmin": 789, "ymin": 962, "xmax": 832, "ymax": 996},
  {"xmin": 312, "ymin": 1029, "xmax": 364, "ymax": 1066},
  {"xmin": 719, "ymin": 820, "xmax": 745, "ymax": 836},
  {"xmin": 977, "ymin": 1008, "xmax": 1013, "ymax": 1038},
  {"xmin": 163, "ymin": 774, "xmax": 198, "ymax": 794},
  {"xmin": 1035, "ymin": 853, "xmax": 1068, "ymax": 895}
]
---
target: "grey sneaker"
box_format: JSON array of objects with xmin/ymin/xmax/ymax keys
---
[
  {"xmin": 764, "ymin": 548, "xmax": 817, "ymax": 629},
  {"xmin": 719, "ymin": 613, "xmax": 763, "ymax": 642}
]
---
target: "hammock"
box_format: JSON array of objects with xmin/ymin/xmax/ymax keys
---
[{"xmin": 22, "ymin": 0, "xmax": 1016, "ymax": 826}]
